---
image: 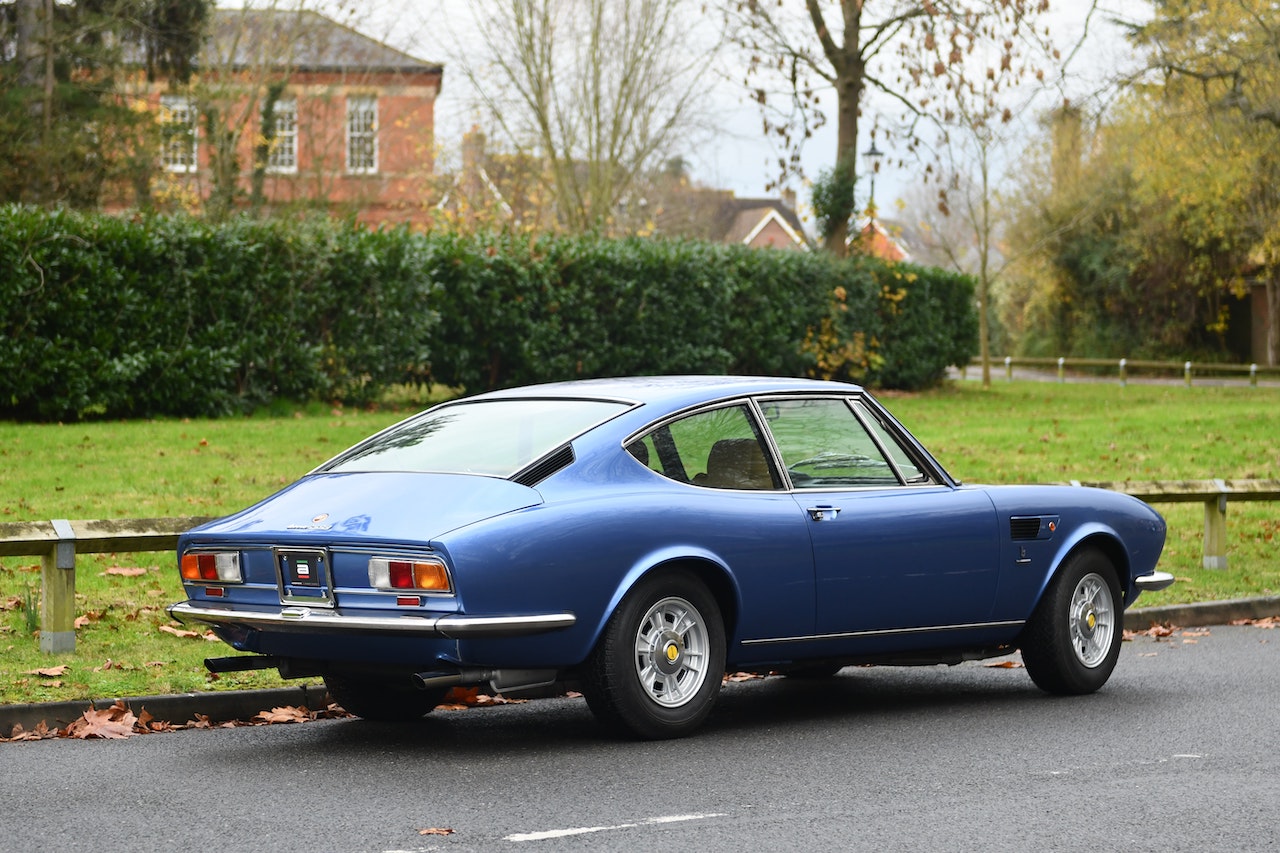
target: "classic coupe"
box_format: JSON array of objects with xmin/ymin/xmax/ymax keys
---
[{"xmin": 170, "ymin": 376, "xmax": 1172, "ymax": 739}]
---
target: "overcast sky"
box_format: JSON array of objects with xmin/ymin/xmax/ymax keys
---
[{"xmin": 257, "ymin": 1, "xmax": 1154, "ymax": 215}]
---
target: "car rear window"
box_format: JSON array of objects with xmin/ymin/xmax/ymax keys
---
[{"xmin": 322, "ymin": 398, "xmax": 629, "ymax": 477}]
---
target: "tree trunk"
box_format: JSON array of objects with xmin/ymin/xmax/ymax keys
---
[
  {"xmin": 823, "ymin": 66, "xmax": 862, "ymax": 256},
  {"xmin": 14, "ymin": 0, "xmax": 41, "ymax": 88}
]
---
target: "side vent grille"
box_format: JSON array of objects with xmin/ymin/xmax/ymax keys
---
[
  {"xmin": 513, "ymin": 445, "xmax": 575, "ymax": 487},
  {"xmin": 1009, "ymin": 517, "xmax": 1042, "ymax": 541}
]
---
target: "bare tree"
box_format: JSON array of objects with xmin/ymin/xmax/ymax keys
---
[
  {"xmin": 461, "ymin": 0, "xmax": 717, "ymax": 234},
  {"xmin": 721, "ymin": 0, "xmax": 1053, "ymax": 255}
]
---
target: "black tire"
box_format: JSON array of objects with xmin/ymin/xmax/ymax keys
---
[
  {"xmin": 1020, "ymin": 548, "xmax": 1123, "ymax": 695},
  {"xmin": 324, "ymin": 672, "xmax": 447, "ymax": 721},
  {"xmin": 581, "ymin": 571, "xmax": 726, "ymax": 740}
]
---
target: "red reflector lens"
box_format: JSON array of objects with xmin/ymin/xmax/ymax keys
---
[
  {"xmin": 388, "ymin": 560, "xmax": 413, "ymax": 589},
  {"xmin": 205, "ymin": 587, "xmax": 224, "ymax": 598},
  {"xmin": 396, "ymin": 596, "xmax": 421, "ymax": 607}
]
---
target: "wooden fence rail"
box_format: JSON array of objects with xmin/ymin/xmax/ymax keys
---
[
  {"xmin": 0, "ymin": 517, "xmax": 212, "ymax": 654},
  {"xmin": 967, "ymin": 355, "xmax": 1280, "ymax": 386},
  {"xmin": 3, "ymin": 479, "xmax": 1279, "ymax": 654}
]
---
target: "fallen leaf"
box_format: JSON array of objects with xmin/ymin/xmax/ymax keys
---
[
  {"xmin": 724, "ymin": 671, "xmax": 765, "ymax": 682},
  {"xmin": 64, "ymin": 700, "xmax": 138, "ymax": 740},
  {"xmin": 253, "ymin": 705, "xmax": 314, "ymax": 724},
  {"xmin": 418, "ymin": 827, "xmax": 455, "ymax": 836},
  {"xmin": 1, "ymin": 596, "xmax": 22, "ymax": 612},
  {"xmin": 1230, "ymin": 616, "xmax": 1279, "ymax": 629},
  {"xmin": 1181, "ymin": 629, "xmax": 1211, "ymax": 638},
  {"xmin": 983, "ymin": 660, "xmax": 1024, "ymax": 669},
  {"xmin": 102, "ymin": 566, "xmax": 148, "ymax": 577},
  {"xmin": 4, "ymin": 721, "xmax": 55, "ymax": 742},
  {"xmin": 27, "ymin": 665, "xmax": 68, "ymax": 677},
  {"xmin": 159, "ymin": 624, "xmax": 200, "ymax": 639},
  {"xmin": 1129, "ymin": 623, "xmax": 1177, "ymax": 639}
]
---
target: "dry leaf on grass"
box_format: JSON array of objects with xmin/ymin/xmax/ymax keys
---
[
  {"xmin": 102, "ymin": 566, "xmax": 148, "ymax": 577},
  {"xmin": 26, "ymin": 665, "xmax": 68, "ymax": 677}
]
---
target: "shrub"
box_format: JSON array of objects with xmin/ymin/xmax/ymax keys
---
[{"xmin": 0, "ymin": 205, "xmax": 976, "ymax": 420}]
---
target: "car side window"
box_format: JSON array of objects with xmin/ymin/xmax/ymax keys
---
[
  {"xmin": 763, "ymin": 398, "xmax": 901, "ymax": 488},
  {"xmin": 627, "ymin": 404, "xmax": 778, "ymax": 490},
  {"xmin": 853, "ymin": 400, "xmax": 928, "ymax": 483}
]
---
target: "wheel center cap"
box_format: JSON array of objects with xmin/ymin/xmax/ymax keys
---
[
  {"xmin": 1079, "ymin": 605, "xmax": 1098, "ymax": 636},
  {"xmin": 654, "ymin": 630, "xmax": 684, "ymax": 675}
]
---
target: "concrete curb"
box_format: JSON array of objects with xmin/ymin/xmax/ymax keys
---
[
  {"xmin": 1, "ymin": 684, "xmax": 330, "ymax": 737},
  {"xmin": 5, "ymin": 597, "xmax": 1279, "ymax": 737}
]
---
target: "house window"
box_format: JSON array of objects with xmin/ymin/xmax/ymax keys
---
[
  {"xmin": 266, "ymin": 98, "xmax": 297, "ymax": 174},
  {"xmin": 159, "ymin": 95, "xmax": 197, "ymax": 173},
  {"xmin": 346, "ymin": 95, "xmax": 377, "ymax": 174}
]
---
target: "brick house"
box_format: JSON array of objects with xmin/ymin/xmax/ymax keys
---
[{"xmin": 132, "ymin": 9, "xmax": 442, "ymax": 225}]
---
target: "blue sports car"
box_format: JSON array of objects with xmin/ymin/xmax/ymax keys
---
[{"xmin": 169, "ymin": 376, "xmax": 1172, "ymax": 739}]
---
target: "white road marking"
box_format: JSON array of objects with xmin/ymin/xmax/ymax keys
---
[{"xmin": 505, "ymin": 812, "xmax": 727, "ymax": 843}]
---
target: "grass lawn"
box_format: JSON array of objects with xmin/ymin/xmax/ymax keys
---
[{"xmin": 1, "ymin": 381, "xmax": 1277, "ymax": 706}]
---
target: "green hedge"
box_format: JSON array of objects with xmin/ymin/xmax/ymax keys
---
[{"xmin": 0, "ymin": 206, "xmax": 976, "ymax": 420}]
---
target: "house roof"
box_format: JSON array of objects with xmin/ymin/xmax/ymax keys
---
[
  {"xmin": 204, "ymin": 9, "xmax": 443, "ymax": 76},
  {"xmin": 716, "ymin": 197, "xmax": 808, "ymax": 247}
]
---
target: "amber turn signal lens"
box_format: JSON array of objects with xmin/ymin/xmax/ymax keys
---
[
  {"xmin": 368, "ymin": 557, "xmax": 451, "ymax": 592},
  {"xmin": 180, "ymin": 552, "xmax": 242, "ymax": 583}
]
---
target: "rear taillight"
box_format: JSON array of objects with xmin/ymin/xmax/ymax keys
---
[
  {"xmin": 368, "ymin": 557, "xmax": 451, "ymax": 593},
  {"xmin": 180, "ymin": 552, "xmax": 242, "ymax": 583}
]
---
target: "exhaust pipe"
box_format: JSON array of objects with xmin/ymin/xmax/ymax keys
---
[{"xmin": 412, "ymin": 668, "xmax": 495, "ymax": 690}]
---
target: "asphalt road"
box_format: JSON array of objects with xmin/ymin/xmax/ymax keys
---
[{"xmin": 3, "ymin": 625, "xmax": 1278, "ymax": 853}]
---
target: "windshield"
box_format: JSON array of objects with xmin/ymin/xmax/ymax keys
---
[{"xmin": 322, "ymin": 398, "xmax": 630, "ymax": 477}]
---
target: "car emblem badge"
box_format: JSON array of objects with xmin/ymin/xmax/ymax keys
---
[{"xmin": 312, "ymin": 513, "xmax": 329, "ymax": 524}]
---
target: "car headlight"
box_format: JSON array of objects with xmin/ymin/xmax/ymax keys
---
[{"xmin": 368, "ymin": 557, "xmax": 452, "ymax": 593}]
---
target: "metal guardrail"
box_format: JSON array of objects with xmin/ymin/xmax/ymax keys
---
[
  {"xmin": 4, "ymin": 480, "xmax": 1280, "ymax": 654},
  {"xmin": 967, "ymin": 356, "xmax": 1280, "ymax": 386}
]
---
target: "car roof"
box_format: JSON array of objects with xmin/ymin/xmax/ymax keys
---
[{"xmin": 468, "ymin": 375, "xmax": 864, "ymax": 411}]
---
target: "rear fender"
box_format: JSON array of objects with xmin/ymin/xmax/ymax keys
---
[{"xmin": 587, "ymin": 546, "xmax": 742, "ymax": 650}]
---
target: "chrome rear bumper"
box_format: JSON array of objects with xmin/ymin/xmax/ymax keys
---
[{"xmin": 167, "ymin": 601, "xmax": 576, "ymax": 638}]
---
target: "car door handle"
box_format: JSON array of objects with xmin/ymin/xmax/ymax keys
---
[{"xmin": 807, "ymin": 506, "xmax": 840, "ymax": 522}]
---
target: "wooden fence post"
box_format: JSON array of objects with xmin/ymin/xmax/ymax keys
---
[
  {"xmin": 40, "ymin": 519, "xmax": 77, "ymax": 653},
  {"xmin": 1203, "ymin": 481, "xmax": 1229, "ymax": 571}
]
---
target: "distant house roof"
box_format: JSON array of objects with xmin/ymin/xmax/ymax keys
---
[
  {"xmin": 853, "ymin": 219, "xmax": 910, "ymax": 262},
  {"xmin": 203, "ymin": 9, "xmax": 443, "ymax": 77},
  {"xmin": 716, "ymin": 198, "xmax": 809, "ymax": 249}
]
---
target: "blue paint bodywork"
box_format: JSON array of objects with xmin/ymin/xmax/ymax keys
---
[{"xmin": 171, "ymin": 376, "xmax": 1167, "ymax": 680}]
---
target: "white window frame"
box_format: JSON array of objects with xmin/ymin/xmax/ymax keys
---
[
  {"xmin": 159, "ymin": 95, "xmax": 198, "ymax": 173},
  {"xmin": 266, "ymin": 98, "xmax": 298, "ymax": 174},
  {"xmin": 346, "ymin": 95, "xmax": 378, "ymax": 174}
]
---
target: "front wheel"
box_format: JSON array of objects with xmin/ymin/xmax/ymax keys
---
[
  {"xmin": 582, "ymin": 572, "xmax": 726, "ymax": 740},
  {"xmin": 1020, "ymin": 549, "xmax": 1123, "ymax": 695}
]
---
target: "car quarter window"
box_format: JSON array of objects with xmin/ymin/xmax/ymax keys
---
[
  {"xmin": 852, "ymin": 400, "xmax": 928, "ymax": 483},
  {"xmin": 761, "ymin": 397, "xmax": 903, "ymax": 488},
  {"xmin": 626, "ymin": 404, "xmax": 778, "ymax": 490}
]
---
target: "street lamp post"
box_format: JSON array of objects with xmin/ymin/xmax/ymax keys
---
[{"xmin": 862, "ymin": 139, "xmax": 884, "ymax": 219}]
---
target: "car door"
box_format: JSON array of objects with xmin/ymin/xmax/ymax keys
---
[{"xmin": 759, "ymin": 396, "xmax": 1000, "ymax": 637}]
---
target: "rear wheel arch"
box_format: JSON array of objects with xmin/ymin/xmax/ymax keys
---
[{"xmin": 592, "ymin": 556, "xmax": 740, "ymax": 653}]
